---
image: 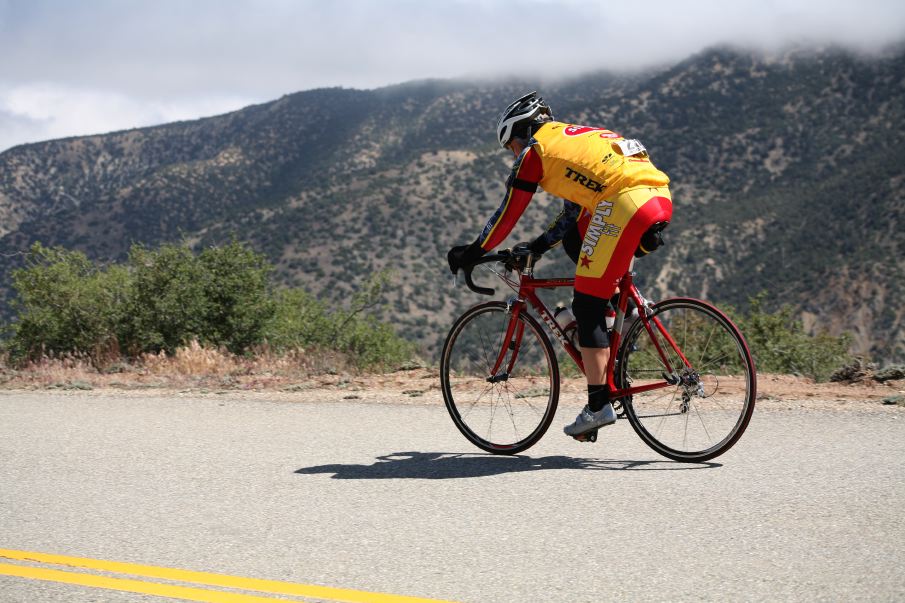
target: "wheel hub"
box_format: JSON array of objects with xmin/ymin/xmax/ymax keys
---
[{"xmin": 486, "ymin": 372, "xmax": 510, "ymax": 383}]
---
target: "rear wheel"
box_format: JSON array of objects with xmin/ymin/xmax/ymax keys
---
[
  {"xmin": 440, "ymin": 301, "xmax": 559, "ymax": 454},
  {"xmin": 616, "ymin": 298, "xmax": 756, "ymax": 462}
]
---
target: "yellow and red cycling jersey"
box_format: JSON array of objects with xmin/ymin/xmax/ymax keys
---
[
  {"xmin": 478, "ymin": 121, "xmax": 669, "ymax": 251},
  {"xmin": 531, "ymin": 122, "xmax": 669, "ymax": 211}
]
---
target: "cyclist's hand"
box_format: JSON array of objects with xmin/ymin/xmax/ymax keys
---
[
  {"xmin": 513, "ymin": 238, "xmax": 547, "ymax": 257},
  {"xmin": 447, "ymin": 242, "xmax": 486, "ymax": 274},
  {"xmin": 511, "ymin": 242, "xmax": 534, "ymax": 256},
  {"xmin": 528, "ymin": 235, "xmax": 551, "ymax": 256}
]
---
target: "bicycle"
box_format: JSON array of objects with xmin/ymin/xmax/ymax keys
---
[{"xmin": 440, "ymin": 248, "xmax": 757, "ymax": 462}]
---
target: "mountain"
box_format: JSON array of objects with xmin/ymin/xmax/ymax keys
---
[{"xmin": 1, "ymin": 46, "xmax": 904, "ymax": 361}]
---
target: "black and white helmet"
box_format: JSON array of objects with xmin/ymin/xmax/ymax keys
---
[{"xmin": 496, "ymin": 91, "xmax": 554, "ymax": 148}]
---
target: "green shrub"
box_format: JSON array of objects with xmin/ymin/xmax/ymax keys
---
[
  {"xmin": 124, "ymin": 244, "xmax": 208, "ymax": 355},
  {"xmin": 5, "ymin": 242, "xmax": 413, "ymax": 371},
  {"xmin": 265, "ymin": 271, "xmax": 415, "ymax": 370},
  {"xmin": 875, "ymin": 365, "xmax": 905, "ymax": 382},
  {"xmin": 730, "ymin": 293, "xmax": 852, "ymax": 382},
  {"xmin": 265, "ymin": 288, "xmax": 333, "ymax": 350},
  {"xmin": 198, "ymin": 242, "xmax": 274, "ymax": 353},
  {"xmin": 8, "ymin": 243, "xmax": 131, "ymax": 363},
  {"xmin": 125, "ymin": 241, "xmax": 273, "ymax": 354}
]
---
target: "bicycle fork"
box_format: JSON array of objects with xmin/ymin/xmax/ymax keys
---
[{"xmin": 485, "ymin": 297, "xmax": 527, "ymax": 384}]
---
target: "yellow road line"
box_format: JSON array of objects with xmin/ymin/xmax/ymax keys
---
[
  {"xmin": 0, "ymin": 563, "xmax": 297, "ymax": 603},
  {"xmin": 0, "ymin": 549, "xmax": 459, "ymax": 603}
]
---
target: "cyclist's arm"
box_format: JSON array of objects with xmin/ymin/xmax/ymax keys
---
[
  {"xmin": 528, "ymin": 200, "xmax": 582, "ymax": 254},
  {"xmin": 476, "ymin": 146, "xmax": 543, "ymax": 251}
]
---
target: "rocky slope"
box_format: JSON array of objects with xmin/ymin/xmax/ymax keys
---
[{"xmin": 1, "ymin": 46, "xmax": 903, "ymax": 360}]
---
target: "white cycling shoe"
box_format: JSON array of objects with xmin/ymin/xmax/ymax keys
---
[{"xmin": 564, "ymin": 402, "xmax": 617, "ymax": 437}]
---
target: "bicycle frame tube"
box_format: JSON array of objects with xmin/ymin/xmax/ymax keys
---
[
  {"xmin": 650, "ymin": 314, "xmax": 693, "ymax": 368},
  {"xmin": 517, "ymin": 277, "xmax": 585, "ymax": 372},
  {"xmin": 499, "ymin": 269, "xmax": 687, "ymax": 401},
  {"xmin": 603, "ymin": 277, "xmax": 666, "ymax": 397},
  {"xmin": 621, "ymin": 273, "xmax": 693, "ymax": 373},
  {"xmin": 608, "ymin": 272, "xmax": 690, "ymax": 398}
]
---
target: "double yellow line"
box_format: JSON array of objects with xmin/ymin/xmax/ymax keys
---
[{"xmin": 0, "ymin": 549, "xmax": 458, "ymax": 603}]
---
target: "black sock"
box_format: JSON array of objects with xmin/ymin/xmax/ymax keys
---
[{"xmin": 587, "ymin": 385, "xmax": 609, "ymax": 412}]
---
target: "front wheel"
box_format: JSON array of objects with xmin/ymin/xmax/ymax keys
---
[
  {"xmin": 616, "ymin": 298, "xmax": 756, "ymax": 462},
  {"xmin": 440, "ymin": 301, "xmax": 560, "ymax": 454}
]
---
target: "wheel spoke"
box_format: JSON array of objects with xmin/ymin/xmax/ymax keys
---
[
  {"xmin": 477, "ymin": 328, "xmax": 491, "ymax": 371},
  {"xmin": 504, "ymin": 381, "xmax": 545, "ymax": 417},
  {"xmin": 655, "ymin": 389, "xmax": 679, "ymax": 441},
  {"xmin": 683, "ymin": 400, "xmax": 689, "ymax": 449},
  {"xmin": 459, "ymin": 382, "xmax": 493, "ymax": 420},
  {"xmin": 695, "ymin": 352, "xmax": 732, "ymax": 373},
  {"xmin": 691, "ymin": 399, "xmax": 714, "ymax": 444},
  {"xmin": 487, "ymin": 385, "xmax": 499, "ymax": 441},
  {"xmin": 695, "ymin": 322, "xmax": 719, "ymax": 370},
  {"xmin": 501, "ymin": 385, "xmax": 521, "ymax": 441}
]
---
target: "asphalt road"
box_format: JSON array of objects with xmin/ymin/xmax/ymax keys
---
[{"xmin": 1, "ymin": 391, "xmax": 903, "ymax": 602}]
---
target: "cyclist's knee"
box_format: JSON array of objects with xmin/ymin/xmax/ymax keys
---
[
  {"xmin": 572, "ymin": 291, "xmax": 610, "ymax": 349},
  {"xmin": 635, "ymin": 220, "xmax": 669, "ymax": 258}
]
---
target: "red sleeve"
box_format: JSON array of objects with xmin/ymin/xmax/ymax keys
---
[{"xmin": 477, "ymin": 147, "xmax": 543, "ymax": 251}]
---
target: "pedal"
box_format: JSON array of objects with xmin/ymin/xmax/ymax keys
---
[{"xmin": 573, "ymin": 429, "xmax": 598, "ymax": 443}]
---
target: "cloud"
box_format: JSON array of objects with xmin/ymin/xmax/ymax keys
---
[
  {"xmin": 0, "ymin": 82, "xmax": 255, "ymax": 151},
  {"xmin": 1, "ymin": 0, "xmax": 904, "ymax": 151},
  {"xmin": 4, "ymin": 0, "xmax": 904, "ymax": 93}
]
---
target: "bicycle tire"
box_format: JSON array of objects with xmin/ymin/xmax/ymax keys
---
[
  {"xmin": 440, "ymin": 301, "xmax": 560, "ymax": 454},
  {"xmin": 616, "ymin": 297, "xmax": 756, "ymax": 462}
]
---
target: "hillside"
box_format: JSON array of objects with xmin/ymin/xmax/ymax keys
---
[{"xmin": 1, "ymin": 46, "xmax": 903, "ymax": 360}]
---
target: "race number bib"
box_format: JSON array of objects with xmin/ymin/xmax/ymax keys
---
[{"xmin": 613, "ymin": 139, "xmax": 647, "ymax": 156}]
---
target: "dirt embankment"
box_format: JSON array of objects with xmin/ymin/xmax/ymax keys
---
[{"xmin": 1, "ymin": 363, "xmax": 904, "ymax": 411}]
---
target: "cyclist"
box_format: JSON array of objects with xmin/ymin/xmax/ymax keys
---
[{"xmin": 447, "ymin": 91, "xmax": 672, "ymax": 440}]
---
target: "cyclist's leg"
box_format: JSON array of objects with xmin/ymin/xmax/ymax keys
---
[
  {"xmin": 565, "ymin": 293, "xmax": 615, "ymax": 436},
  {"xmin": 566, "ymin": 188, "xmax": 673, "ymax": 436}
]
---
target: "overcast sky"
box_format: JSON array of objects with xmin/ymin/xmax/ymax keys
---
[{"xmin": 1, "ymin": 0, "xmax": 904, "ymax": 152}]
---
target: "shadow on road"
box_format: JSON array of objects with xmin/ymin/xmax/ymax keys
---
[{"xmin": 295, "ymin": 451, "xmax": 720, "ymax": 479}]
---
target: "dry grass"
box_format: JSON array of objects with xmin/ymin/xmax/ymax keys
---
[
  {"xmin": 5, "ymin": 343, "xmax": 900, "ymax": 406},
  {"xmin": 0, "ymin": 340, "xmax": 364, "ymax": 391}
]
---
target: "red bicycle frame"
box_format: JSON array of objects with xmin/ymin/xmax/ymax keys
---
[{"xmin": 487, "ymin": 268, "xmax": 694, "ymax": 400}]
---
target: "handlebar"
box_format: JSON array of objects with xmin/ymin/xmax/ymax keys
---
[
  {"xmin": 461, "ymin": 254, "xmax": 505, "ymax": 296},
  {"xmin": 457, "ymin": 248, "xmax": 540, "ymax": 296}
]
